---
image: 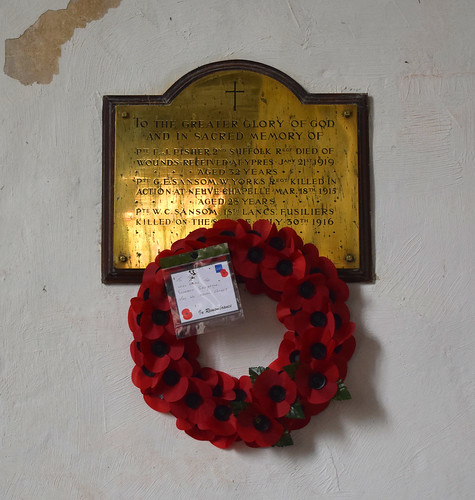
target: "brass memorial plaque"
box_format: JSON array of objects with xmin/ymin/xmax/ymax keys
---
[{"xmin": 103, "ymin": 61, "xmax": 371, "ymax": 283}]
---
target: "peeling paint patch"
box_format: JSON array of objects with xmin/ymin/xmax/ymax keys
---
[{"xmin": 4, "ymin": 0, "xmax": 122, "ymax": 85}]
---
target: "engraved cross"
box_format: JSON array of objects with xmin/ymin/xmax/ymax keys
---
[{"xmin": 225, "ymin": 81, "xmax": 244, "ymax": 111}]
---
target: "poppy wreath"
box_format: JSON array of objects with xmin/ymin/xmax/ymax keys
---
[{"xmin": 129, "ymin": 219, "xmax": 355, "ymax": 448}]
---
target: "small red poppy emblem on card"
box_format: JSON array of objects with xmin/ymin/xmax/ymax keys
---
[
  {"xmin": 220, "ymin": 269, "xmax": 229, "ymax": 278},
  {"xmin": 182, "ymin": 308, "xmax": 192, "ymax": 320}
]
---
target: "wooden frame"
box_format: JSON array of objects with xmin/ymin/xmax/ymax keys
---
[{"xmin": 102, "ymin": 60, "xmax": 372, "ymax": 283}]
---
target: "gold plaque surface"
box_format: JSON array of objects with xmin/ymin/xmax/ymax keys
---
[{"xmin": 103, "ymin": 62, "xmax": 371, "ymax": 283}]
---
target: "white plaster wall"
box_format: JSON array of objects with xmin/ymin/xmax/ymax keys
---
[{"xmin": 1, "ymin": 1, "xmax": 474, "ymax": 498}]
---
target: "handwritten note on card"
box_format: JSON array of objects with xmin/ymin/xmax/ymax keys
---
[{"xmin": 171, "ymin": 260, "xmax": 239, "ymax": 324}]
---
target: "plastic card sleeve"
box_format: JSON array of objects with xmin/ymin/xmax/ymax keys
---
[{"xmin": 160, "ymin": 244, "xmax": 244, "ymax": 339}]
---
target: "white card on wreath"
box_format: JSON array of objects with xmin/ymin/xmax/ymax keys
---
[{"xmin": 171, "ymin": 260, "xmax": 239, "ymax": 324}]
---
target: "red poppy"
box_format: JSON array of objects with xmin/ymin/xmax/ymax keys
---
[
  {"xmin": 182, "ymin": 308, "xmax": 193, "ymax": 320},
  {"xmin": 277, "ymin": 287, "xmax": 332, "ymax": 332},
  {"xmin": 174, "ymin": 228, "xmax": 211, "ymax": 251},
  {"xmin": 198, "ymin": 367, "xmax": 236, "ymax": 400},
  {"xmin": 143, "ymin": 392, "xmax": 171, "ymax": 413},
  {"xmin": 183, "ymin": 425, "xmax": 239, "ymax": 449},
  {"xmin": 298, "ymin": 325, "xmax": 335, "ymax": 365},
  {"xmin": 170, "ymin": 377, "xmax": 215, "ymax": 426},
  {"xmin": 236, "ymin": 405, "xmax": 284, "ymax": 447},
  {"xmin": 331, "ymin": 335, "xmax": 356, "ymax": 380},
  {"xmin": 232, "ymin": 233, "xmax": 267, "ymax": 279},
  {"xmin": 202, "ymin": 400, "xmax": 237, "ymax": 436},
  {"xmin": 205, "ymin": 219, "xmax": 248, "ymax": 252},
  {"xmin": 330, "ymin": 301, "xmax": 355, "ymax": 344},
  {"xmin": 263, "ymin": 226, "xmax": 304, "ymax": 254},
  {"xmin": 130, "ymin": 333, "xmax": 185, "ymax": 374},
  {"xmin": 302, "ymin": 400, "xmax": 331, "ymax": 417},
  {"xmin": 295, "ymin": 361, "xmax": 340, "ymax": 405},
  {"xmin": 129, "ymin": 299, "xmax": 175, "ymax": 342},
  {"xmin": 268, "ymin": 331, "xmax": 300, "ymax": 371},
  {"xmin": 279, "ymin": 413, "xmax": 311, "ymax": 431},
  {"xmin": 152, "ymin": 357, "xmax": 193, "ymax": 402},
  {"xmin": 327, "ymin": 277, "xmax": 349, "ymax": 303},
  {"xmin": 176, "ymin": 417, "xmax": 193, "ymax": 431},
  {"xmin": 302, "ymin": 243, "xmax": 338, "ymax": 280},
  {"xmin": 181, "ymin": 335, "xmax": 200, "ymax": 360},
  {"xmin": 230, "ymin": 219, "xmax": 277, "ymax": 255},
  {"xmin": 260, "ymin": 249, "xmax": 306, "ymax": 292},
  {"xmin": 140, "ymin": 261, "xmax": 160, "ymax": 286},
  {"xmin": 184, "ymin": 356, "xmax": 202, "ymax": 377},
  {"xmin": 138, "ymin": 269, "xmax": 170, "ymax": 311},
  {"xmin": 184, "ymin": 425, "xmax": 216, "ymax": 441},
  {"xmin": 280, "ymin": 274, "xmax": 328, "ymax": 310},
  {"xmin": 211, "ymin": 434, "xmax": 238, "ymax": 449},
  {"xmin": 131, "ymin": 363, "xmax": 161, "ymax": 391},
  {"xmin": 128, "ymin": 297, "xmax": 145, "ymax": 341},
  {"xmin": 171, "ymin": 239, "xmax": 205, "ymax": 254},
  {"xmin": 251, "ymin": 369, "xmax": 297, "ymax": 418},
  {"xmin": 249, "ymin": 219, "xmax": 275, "ymax": 240},
  {"xmin": 232, "ymin": 375, "xmax": 253, "ymax": 404}
]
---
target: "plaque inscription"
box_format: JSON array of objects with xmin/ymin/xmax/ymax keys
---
[{"xmin": 103, "ymin": 61, "xmax": 371, "ymax": 283}]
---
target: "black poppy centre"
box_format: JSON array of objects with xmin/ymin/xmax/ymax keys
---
[
  {"xmin": 233, "ymin": 388, "xmax": 247, "ymax": 402},
  {"xmin": 212, "ymin": 384, "xmax": 223, "ymax": 397},
  {"xmin": 152, "ymin": 309, "xmax": 169, "ymax": 326},
  {"xmin": 162, "ymin": 369, "xmax": 180, "ymax": 386},
  {"xmin": 276, "ymin": 259, "xmax": 293, "ymax": 276},
  {"xmin": 269, "ymin": 236, "xmax": 285, "ymax": 251},
  {"xmin": 253, "ymin": 415, "xmax": 271, "ymax": 432},
  {"xmin": 247, "ymin": 246, "xmax": 264, "ymax": 264},
  {"xmin": 310, "ymin": 342, "xmax": 327, "ymax": 360},
  {"xmin": 310, "ymin": 311, "xmax": 327, "ymax": 327},
  {"xmin": 268, "ymin": 384, "xmax": 286, "ymax": 402},
  {"xmin": 309, "ymin": 372, "xmax": 327, "ymax": 390},
  {"xmin": 214, "ymin": 405, "xmax": 232, "ymax": 422},
  {"xmin": 142, "ymin": 365, "xmax": 156, "ymax": 377},
  {"xmin": 185, "ymin": 392, "xmax": 203, "ymax": 409},
  {"xmin": 152, "ymin": 340, "xmax": 170, "ymax": 357},
  {"xmin": 289, "ymin": 349, "xmax": 300, "ymax": 363},
  {"xmin": 298, "ymin": 281, "xmax": 315, "ymax": 299},
  {"xmin": 309, "ymin": 266, "xmax": 323, "ymax": 275}
]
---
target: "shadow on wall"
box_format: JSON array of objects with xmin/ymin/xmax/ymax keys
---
[{"xmin": 235, "ymin": 283, "xmax": 384, "ymax": 458}]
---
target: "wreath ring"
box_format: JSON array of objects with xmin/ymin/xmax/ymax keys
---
[{"xmin": 129, "ymin": 219, "xmax": 355, "ymax": 448}]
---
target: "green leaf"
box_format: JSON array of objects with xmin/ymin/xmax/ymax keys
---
[
  {"xmin": 249, "ymin": 366, "xmax": 268, "ymax": 384},
  {"xmin": 333, "ymin": 379, "xmax": 352, "ymax": 401},
  {"xmin": 229, "ymin": 400, "xmax": 249, "ymax": 417},
  {"xmin": 285, "ymin": 401, "xmax": 305, "ymax": 419},
  {"xmin": 282, "ymin": 362, "xmax": 299, "ymax": 380},
  {"xmin": 273, "ymin": 430, "xmax": 294, "ymax": 447}
]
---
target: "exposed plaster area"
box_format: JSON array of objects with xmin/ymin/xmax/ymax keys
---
[{"xmin": 4, "ymin": 0, "xmax": 121, "ymax": 85}]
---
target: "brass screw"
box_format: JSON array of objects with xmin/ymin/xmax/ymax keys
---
[
  {"xmin": 343, "ymin": 110, "xmax": 352, "ymax": 118},
  {"xmin": 121, "ymin": 112, "xmax": 129, "ymax": 118},
  {"xmin": 119, "ymin": 255, "xmax": 128, "ymax": 263},
  {"xmin": 345, "ymin": 254, "xmax": 354, "ymax": 262}
]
